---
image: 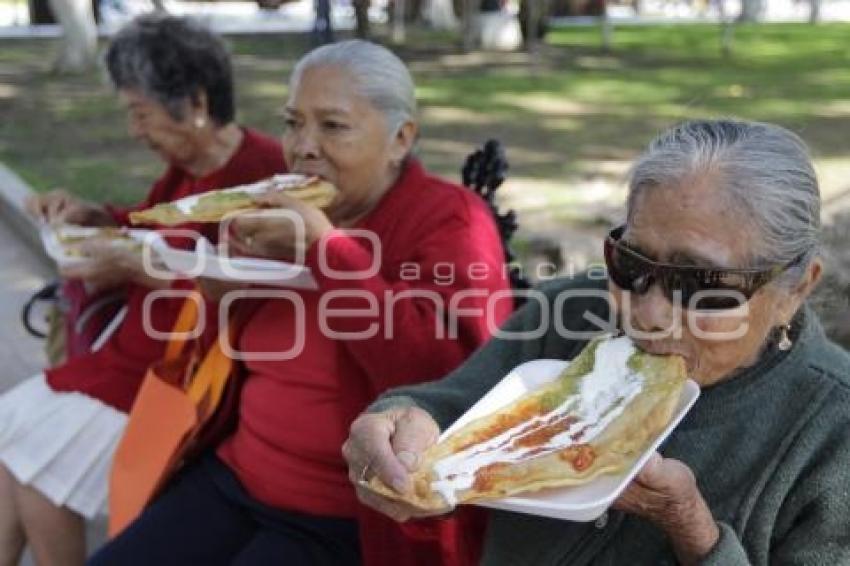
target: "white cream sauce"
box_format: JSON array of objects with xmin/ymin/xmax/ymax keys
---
[
  {"xmin": 171, "ymin": 175, "xmax": 310, "ymax": 214},
  {"xmin": 431, "ymin": 336, "xmax": 643, "ymax": 506}
]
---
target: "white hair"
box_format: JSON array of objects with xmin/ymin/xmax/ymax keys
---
[
  {"xmin": 626, "ymin": 119, "xmax": 821, "ymax": 286},
  {"xmin": 289, "ymin": 40, "xmax": 417, "ymax": 136}
]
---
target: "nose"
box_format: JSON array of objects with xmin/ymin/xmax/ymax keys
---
[
  {"xmin": 290, "ymin": 123, "xmax": 321, "ymax": 161},
  {"xmin": 627, "ymin": 283, "xmax": 678, "ymax": 337}
]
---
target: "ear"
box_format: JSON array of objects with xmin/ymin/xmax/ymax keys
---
[
  {"xmin": 189, "ymin": 90, "xmax": 210, "ymax": 121},
  {"xmin": 388, "ymin": 120, "xmax": 418, "ymax": 165},
  {"xmin": 777, "ymin": 257, "xmax": 823, "ymax": 323}
]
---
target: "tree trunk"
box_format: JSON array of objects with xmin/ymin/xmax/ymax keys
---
[
  {"xmin": 392, "ymin": 0, "xmax": 406, "ymax": 43},
  {"xmin": 809, "ymin": 0, "xmax": 821, "ymax": 23},
  {"xmin": 737, "ymin": 0, "xmax": 763, "ymax": 22},
  {"xmin": 718, "ymin": 0, "xmax": 734, "ymax": 56},
  {"xmin": 353, "ymin": 0, "xmax": 370, "ymax": 37},
  {"xmin": 460, "ymin": 0, "xmax": 477, "ymax": 51},
  {"xmin": 48, "ymin": 0, "xmax": 97, "ymax": 74},
  {"xmin": 29, "ymin": 0, "xmax": 55, "ymax": 24},
  {"xmin": 524, "ymin": 0, "xmax": 540, "ymax": 51},
  {"xmin": 29, "ymin": 0, "xmax": 100, "ymax": 24},
  {"xmin": 426, "ymin": 0, "xmax": 459, "ymax": 29},
  {"xmin": 600, "ymin": 0, "xmax": 612, "ymax": 52},
  {"xmin": 518, "ymin": 0, "xmax": 547, "ymax": 47}
]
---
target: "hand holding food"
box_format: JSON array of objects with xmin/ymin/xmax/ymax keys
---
[
  {"xmin": 613, "ymin": 453, "xmax": 719, "ymax": 564},
  {"xmin": 26, "ymin": 189, "xmax": 115, "ymax": 226},
  {"xmin": 49, "ymin": 227, "xmax": 173, "ymax": 291},
  {"xmin": 361, "ymin": 336, "xmax": 686, "ymax": 511},
  {"xmin": 225, "ymin": 191, "xmax": 334, "ymax": 262},
  {"xmin": 52, "ymin": 226, "xmax": 141, "ymax": 258},
  {"xmin": 59, "ymin": 239, "xmax": 146, "ymax": 292},
  {"xmin": 342, "ymin": 406, "xmax": 450, "ymax": 522}
]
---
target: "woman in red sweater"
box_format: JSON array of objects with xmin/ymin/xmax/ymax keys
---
[
  {"xmin": 0, "ymin": 15, "xmax": 284, "ymax": 566},
  {"xmin": 90, "ymin": 40, "xmax": 512, "ymax": 565}
]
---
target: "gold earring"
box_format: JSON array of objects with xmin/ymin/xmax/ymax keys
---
[
  {"xmin": 778, "ymin": 323, "xmax": 792, "ymax": 351},
  {"xmin": 194, "ymin": 116, "xmax": 206, "ymax": 129}
]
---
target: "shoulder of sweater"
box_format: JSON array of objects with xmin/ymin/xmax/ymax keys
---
[
  {"xmin": 505, "ymin": 273, "xmax": 613, "ymax": 356},
  {"xmin": 785, "ymin": 333, "xmax": 850, "ymax": 448},
  {"xmin": 792, "ymin": 344, "xmax": 850, "ymax": 460},
  {"xmin": 803, "ymin": 314, "xmax": 850, "ymax": 393},
  {"xmin": 536, "ymin": 271, "xmax": 610, "ymax": 296},
  {"xmin": 401, "ymin": 170, "xmax": 493, "ymax": 227},
  {"xmin": 808, "ymin": 345, "xmax": 850, "ymax": 400}
]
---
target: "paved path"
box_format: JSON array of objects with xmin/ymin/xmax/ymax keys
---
[
  {"xmin": 0, "ymin": 208, "xmax": 50, "ymax": 394},
  {"xmin": 0, "ymin": 0, "xmax": 364, "ymax": 37},
  {"xmin": 0, "ymin": 165, "xmax": 109, "ymax": 565}
]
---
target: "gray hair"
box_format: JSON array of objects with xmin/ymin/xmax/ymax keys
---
[
  {"xmin": 105, "ymin": 14, "xmax": 235, "ymax": 125},
  {"xmin": 626, "ymin": 119, "xmax": 821, "ymax": 286},
  {"xmin": 289, "ymin": 40, "xmax": 417, "ymax": 136}
]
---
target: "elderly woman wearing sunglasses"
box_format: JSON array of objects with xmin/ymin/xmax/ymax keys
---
[{"xmin": 341, "ymin": 119, "xmax": 850, "ymax": 565}]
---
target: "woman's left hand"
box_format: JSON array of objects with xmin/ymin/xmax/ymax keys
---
[
  {"xmin": 59, "ymin": 241, "xmax": 172, "ymax": 292},
  {"xmin": 612, "ymin": 452, "xmax": 720, "ymax": 565},
  {"xmin": 226, "ymin": 192, "xmax": 334, "ymax": 262}
]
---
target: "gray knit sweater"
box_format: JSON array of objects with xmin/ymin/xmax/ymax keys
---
[{"xmin": 371, "ymin": 274, "xmax": 850, "ymax": 565}]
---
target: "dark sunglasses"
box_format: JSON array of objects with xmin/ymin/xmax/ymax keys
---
[{"xmin": 603, "ymin": 225, "xmax": 802, "ymax": 311}]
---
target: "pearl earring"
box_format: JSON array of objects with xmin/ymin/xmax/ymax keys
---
[
  {"xmin": 778, "ymin": 323, "xmax": 793, "ymax": 351},
  {"xmin": 194, "ymin": 116, "xmax": 206, "ymax": 129}
]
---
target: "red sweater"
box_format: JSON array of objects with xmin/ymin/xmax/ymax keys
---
[
  {"xmin": 217, "ymin": 159, "xmax": 512, "ymax": 565},
  {"xmin": 46, "ymin": 128, "xmax": 285, "ymax": 412}
]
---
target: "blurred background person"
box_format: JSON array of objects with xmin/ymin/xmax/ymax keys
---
[{"xmin": 0, "ymin": 14, "xmax": 283, "ymax": 566}]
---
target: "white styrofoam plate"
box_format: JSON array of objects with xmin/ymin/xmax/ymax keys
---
[
  {"xmin": 150, "ymin": 236, "xmax": 318, "ymax": 290},
  {"xmin": 40, "ymin": 225, "xmax": 159, "ymax": 268},
  {"xmin": 440, "ymin": 359, "xmax": 700, "ymax": 522}
]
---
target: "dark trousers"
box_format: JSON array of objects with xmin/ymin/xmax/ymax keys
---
[
  {"xmin": 313, "ymin": 0, "xmax": 334, "ymax": 44},
  {"xmin": 89, "ymin": 456, "xmax": 361, "ymax": 566}
]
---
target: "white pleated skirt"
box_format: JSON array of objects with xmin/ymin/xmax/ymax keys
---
[{"xmin": 0, "ymin": 374, "xmax": 127, "ymax": 520}]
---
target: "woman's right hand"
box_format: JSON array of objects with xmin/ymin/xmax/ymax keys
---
[
  {"xmin": 342, "ymin": 406, "xmax": 450, "ymax": 522},
  {"xmin": 26, "ymin": 189, "xmax": 114, "ymax": 226}
]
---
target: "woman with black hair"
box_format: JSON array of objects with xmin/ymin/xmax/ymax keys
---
[{"xmin": 1, "ymin": 14, "xmax": 284, "ymax": 566}]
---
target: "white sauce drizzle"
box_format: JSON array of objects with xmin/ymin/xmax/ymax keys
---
[
  {"xmin": 431, "ymin": 337, "xmax": 643, "ymax": 506},
  {"xmin": 171, "ymin": 175, "xmax": 311, "ymax": 214}
]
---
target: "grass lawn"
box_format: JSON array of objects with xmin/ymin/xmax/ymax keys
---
[{"xmin": 1, "ymin": 23, "xmax": 849, "ymax": 234}]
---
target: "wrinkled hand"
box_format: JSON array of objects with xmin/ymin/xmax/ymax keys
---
[
  {"xmin": 59, "ymin": 241, "xmax": 169, "ymax": 292},
  {"xmin": 613, "ymin": 453, "xmax": 719, "ymax": 564},
  {"xmin": 26, "ymin": 189, "xmax": 115, "ymax": 226},
  {"xmin": 225, "ymin": 192, "xmax": 334, "ymax": 262},
  {"xmin": 342, "ymin": 406, "xmax": 451, "ymax": 522}
]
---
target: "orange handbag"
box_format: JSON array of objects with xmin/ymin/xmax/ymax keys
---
[{"xmin": 108, "ymin": 292, "xmax": 240, "ymax": 537}]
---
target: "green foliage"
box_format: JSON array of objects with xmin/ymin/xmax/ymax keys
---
[{"xmin": 1, "ymin": 25, "xmax": 849, "ymax": 204}]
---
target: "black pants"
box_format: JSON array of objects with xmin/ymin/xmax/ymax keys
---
[
  {"xmin": 89, "ymin": 456, "xmax": 361, "ymax": 566},
  {"xmin": 312, "ymin": 0, "xmax": 334, "ymax": 44}
]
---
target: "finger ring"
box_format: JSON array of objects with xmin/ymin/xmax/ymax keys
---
[{"xmin": 359, "ymin": 459, "xmax": 373, "ymax": 484}]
